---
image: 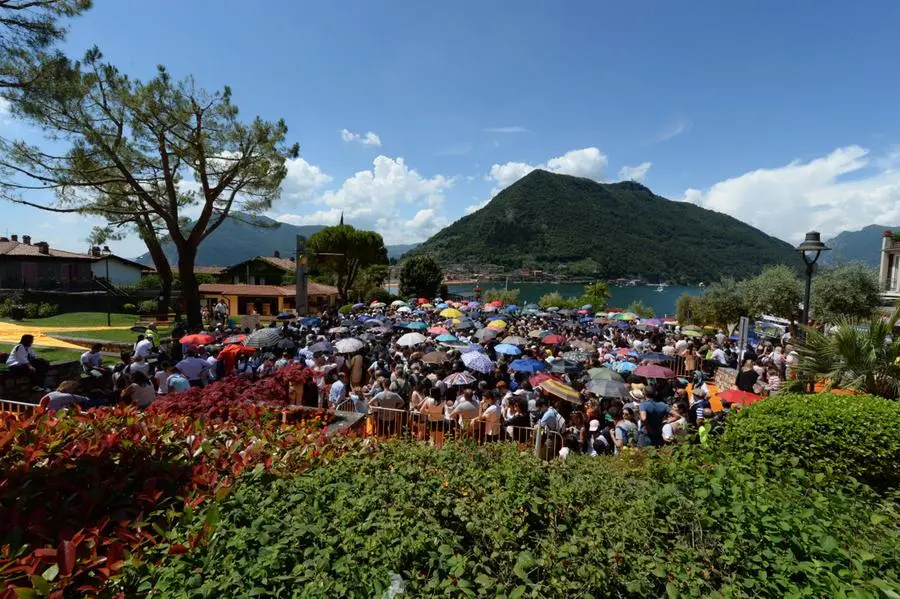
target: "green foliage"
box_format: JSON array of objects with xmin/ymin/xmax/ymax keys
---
[
  {"xmin": 137, "ymin": 440, "xmax": 900, "ymax": 598},
  {"xmin": 307, "ymin": 225, "xmax": 388, "ymax": 302},
  {"xmin": 793, "ymin": 305, "xmax": 900, "ymax": 399},
  {"xmin": 349, "ymin": 264, "xmax": 389, "ymax": 302},
  {"xmin": 23, "ymin": 303, "xmax": 40, "ymax": 319},
  {"xmin": 811, "ymin": 263, "xmax": 881, "ymax": 323},
  {"xmin": 675, "ymin": 292, "xmax": 696, "ymax": 324},
  {"xmin": 483, "ymin": 288, "xmax": 521, "ymax": 306},
  {"xmin": 723, "ymin": 392, "xmax": 900, "ymax": 489},
  {"xmin": 121, "ymin": 303, "xmax": 137, "ymax": 314},
  {"xmin": 0, "ymin": 299, "xmax": 56, "ymax": 319},
  {"xmin": 338, "ymin": 303, "xmax": 354, "ymax": 315},
  {"xmin": 626, "ymin": 300, "xmax": 655, "ymax": 318},
  {"xmin": 409, "ymin": 171, "xmax": 798, "ymax": 281},
  {"xmin": 537, "ymin": 291, "xmax": 579, "ymax": 309},
  {"xmin": 581, "ymin": 281, "xmax": 611, "ymax": 309},
  {"xmin": 694, "ymin": 277, "xmax": 745, "ymax": 330},
  {"xmin": 136, "ymin": 272, "xmax": 217, "ymax": 290},
  {"xmin": 37, "ymin": 302, "xmax": 58, "ymax": 318},
  {"xmin": 399, "ymin": 255, "xmax": 443, "ymax": 299},
  {"xmin": 138, "ymin": 300, "xmax": 157, "ymax": 314},
  {"xmin": 742, "ymin": 264, "xmax": 802, "ymax": 321}
]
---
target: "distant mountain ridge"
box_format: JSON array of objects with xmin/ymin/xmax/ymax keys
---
[
  {"xmin": 823, "ymin": 224, "xmax": 898, "ymax": 268},
  {"xmin": 134, "ymin": 213, "xmax": 418, "ymax": 266},
  {"xmin": 408, "ymin": 170, "xmax": 799, "ymax": 283}
]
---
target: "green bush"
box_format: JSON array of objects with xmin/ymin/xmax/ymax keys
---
[
  {"xmin": 722, "ymin": 392, "xmax": 900, "ymax": 489},
  {"xmin": 0, "ymin": 297, "xmax": 13, "ymax": 318},
  {"xmin": 338, "ymin": 303, "xmax": 354, "ymax": 315},
  {"xmin": 131, "ymin": 442, "xmax": 900, "ymax": 598},
  {"xmin": 36, "ymin": 303, "xmax": 58, "ymax": 318},
  {"xmin": 138, "ymin": 300, "xmax": 157, "ymax": 313},
  {"xmin": 122, "ymin": 303, "xmax": 137, "ymax": 314},
  {"xmin": 484, "ymin": 288, "xmax": 520, "ymax": 306},
  {"xmin": 23, "ymin": 303, "xmax": 40, "ymax": 319}
]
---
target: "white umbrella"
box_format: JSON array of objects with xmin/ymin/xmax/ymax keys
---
[
  {"xmin": 391, "ymin": 300, "xmax": 408, "ymax": 308},
  {"xmin": 397, "ymin": 332, "xmax": 427, "ymax": 347},
  {"xmin": 396, "ymin": 305, "xmax": 412, "ymax": 313},
  {"xmin": 328, "ymin": 326, "xmax": 349, "ymax": 334},
  {"xmin": 335, "ymin": 337, "xmax": 365, "ymax": 354}
]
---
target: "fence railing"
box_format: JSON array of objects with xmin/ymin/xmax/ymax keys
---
[{"xmin": 0, "ymin": 399, "xmax": 36, "ymax": 418}]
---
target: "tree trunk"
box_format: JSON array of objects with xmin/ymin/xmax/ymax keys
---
[
  {"xmin": 142, "ymin": 231, "xmax": 173, "ymax": 315},
  {"xmin": 177, "ymin": 243, "xmax": 202, "ymax": 328}
]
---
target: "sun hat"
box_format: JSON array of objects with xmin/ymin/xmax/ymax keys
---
[
  {"xmin": 628, "ymin": 389, "xmax": 645, "ymax": 401},
  {"xmin": 589, "ymin": 419, "xmax": 601, "ymax": 432}
]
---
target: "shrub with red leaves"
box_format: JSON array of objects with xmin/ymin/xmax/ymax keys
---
[{"xmin": 0, "ymin": 365, "xmax": 341, "ymax": 598}]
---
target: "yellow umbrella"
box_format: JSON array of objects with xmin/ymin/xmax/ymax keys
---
[
  {"xmin": 422, "ymin": 303, "xmax": 434, "ymax": 309},
  {"xmin": 487, "ymin": 319, "xmax": 508, "ymax": 329},
  {"xmin": 538, "ymin": 379, "xmax": 582, "ymax": 404},
  {"xmin": 440, "ymin": 308, "xmax": 462, "ymax": 318}
]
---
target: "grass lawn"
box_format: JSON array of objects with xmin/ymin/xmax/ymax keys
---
[
  {"xmin": 0, "ymin": 343, "xmax": 84, "ymax": 365},
  {"xmin": 48, "ymin": 327, "xmax": 171, "ymax": 344},
  {"xmin": 1, "ymin": 312, "xmax": 141, "ymax": 328}
]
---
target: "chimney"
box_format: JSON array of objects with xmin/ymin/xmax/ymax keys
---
[
  {"xmin": 273, "ymin": 250, "xmax": 281, "ymax": 258},
  {"xmin": 10, "ymin": 235, "xmax": 17, "ymax": 242},
  {"xmin": 0, "ymin": 237, "xmax": 7, "ymax": 242},
  {"xmin": 35, "ymin": 241, "xmax": 49, "ymax": 255},
  {"xmin": 22, "ymin": 235, "xmax": 31, "ymax": 245},
  {"xmin": 91, "ymin": 246, "xmax": 101, "ymax": 257}
]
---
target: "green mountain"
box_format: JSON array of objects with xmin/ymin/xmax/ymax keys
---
[
  {"xmin": 134, "ymin": 213, "xmax": 415, "ymax": 266},
  {"xmin": 823, "ymin": 224, "xmax": 897, "ymax": 268},
  {"xmin": 409, "ymin": 170, "xmax": 798, "ymax": 283}
]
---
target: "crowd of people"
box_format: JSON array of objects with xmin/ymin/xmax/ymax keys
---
[{"xmin": 5, "ymin": 297, "xmax": 801, "ymax": 458}]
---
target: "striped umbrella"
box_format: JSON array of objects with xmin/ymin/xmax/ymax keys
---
[
  {"xmin": 538, "ymin": 379, "xmax": 582, "ymax": 404},
  {"xmin": 444, "ymin": 372, "xmax": 476, "ymax": 386}
]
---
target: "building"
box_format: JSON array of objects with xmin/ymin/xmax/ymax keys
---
[
  {"xmin": 0, "ymin": 235, "xmax": 95, "ymax": 291},
  {"xmin": 220, "ymin": 253, "xmax": 295, "ymax": 285},
  {"xmin": 879, "ymin": 230, "xmax": 900, "ymax": 307},
  {"xmin": 89, "ymin": 247, "xmax": 153, "ymax": 285},
  {"xmin": 198, "ymin": 281, "xmax": 340, "ymax": 318}
]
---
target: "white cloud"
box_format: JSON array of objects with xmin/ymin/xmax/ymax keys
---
[
  {"xmin": 281, "ymin": 156, "xmax": 332, "ymax": 201},
  {"xmin": 486, "ymin": 147, "xmax": 608, "ymax": 195},
  {"xmin": 618, "ymin": 161, "xmax": 652, "ymax": 182},
  {"xmin": 649, "ymin": 116, "xmax": 690, "ymax": 144},
  {"xmin": 681, "ymin": 145, "xmax": 900, "ymax": 242},
  {"xmin": 485, "ymin": 126, "xmax": 530, "ymax": 134},
  {"xmin": 464, "ymin": 200, "xmax": 488, "ymax": 215},
  {"xmin": 277, "ymin": 155, "xmax": 455, "ymax": 244},
  {"xmin": 340, "ymin": 128, "xmax": 382, "ymax": 147}
]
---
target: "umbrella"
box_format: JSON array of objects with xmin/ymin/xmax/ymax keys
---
[
  {"xmin": 223, "ymin": 334, "xmax": 247, "ymax": 345},
  {"xmin": 494, "ymin": 343, "xmax": 523, "ymax": 356},
  {"xmin": 482, "ymin": 304, "xmax": 498, "ymax": 313},
  {"xmin": 328, "ymin": 326, "xmax": 349, "ymax": 334},
  {"xmin": 682, "ymin": 330, "xmax": 702, "ymax": 337},
  {"xmin": 276, "ymin": 312, "xmax": 296, "ymax": 320},
  {"xmin": 440, "ymin": 340, "xmax": 469, "ymax": 349},
  {"xmin": 546, "ymin": 306, "xmax": 559, "ymax": 312},
  {"xmin": 417, "ymin": 297, "xmax": 429, "ymax": 305},
  {"xmin": 444, "ymin": 372, "xmax": 476, "ymax": 386},
  {"xmin": 569, "ymin": 340, "xmax": 596, "ymax": 353},
  {"xmin": 474, "ymin": 328, "xmax": 499, "ymax": 341},
  {"xmin": 538, "ymin": 379, "xmax": 582, "ymax": 404},
  {"xmin": 613, "ymin": 361, "xmax": 637, "ymax": 374},
  {"xmin": 718, "ymin": 389, "xmax": 764, "ymax": 406},
  {"xmin": 462, "ymin": 351, "xmax": 495, "ymax": 374},
  {"xmin": 245, "ymin": 329, "xmax": 282, "ymax": 348},
  {"xmin": 460, "ymin": 343, "xmax": 486, "ymax": 354},
  {"xmin": 501, "ymin": 335, "xmax": 528, "ymax": 346},
  {"xmin": 440, "ymin": 308, "xmax": 463, "ymax": 318},
  {"xmin": 391, "ymin": 300, "xmax": 408, "ymax": 308},
  {"xmin": 505, "ymin": 305, "xmax": 518, "ymax": 312},
  {"xmin": 641, "ymin": 318, "xmax": 663, "ymax": 327},
  {"xmin": 309, "ymin": 341, "xmax": 334, "ymax": 353},
  {"xmin": 528, "ymin": 329, "xmax": 547, "ymax": 339},
  {"xmin": 370, "ymin": 302, "xmax": 386, "ymax": 309},
  {"xmin": 300, "ymin": 316, "xmax": 321, "ymax": 327},
  {"xmin": 335, "ymin": 338, "xmax": 365, "ymax": 354},
  {"xmin": 586, "ymin": 379, "xmax": 628, "ymax": 398},
  {"xmin": 129, "ymin": 325, "xmax": 147, "ymax": 333},
  {"xmin": 362, "ymin": 319, "xmax": 383, "ymax": 328},
  {"xmin": 180, "ymin": 333, "xmax": 214, "ymax": 345},
  {"xmin": 436, "ymin": 303, "xmax": 449, "ymax": 309},
  {"xmin": 682, "ymin": 324, "xmax": 702, "ymax": 331},
  {"xmin": 407, "ymin": 322, "xmax": 428, "ymax": 330},
  {"xmin": 454, "ymin": 318, "xmax": 477, "ymax": 330},
  {"xmin": 352, "ymin": 303, "xmax": 366, "ymax": 310},
  {"xmin": 509, "ymin": 358, "xmax": 547, "ymax": 373},
  {"xmin": 436, "ymin": 333, "xmax": 458, "ymax": 343},
  {"xmin": 397, "ymin": 332, "xmax": 428, "ymax": 347},
  {"xmin": 422, "ymin": 351, "xmax": 451, "ymax": 365},
  {"xmin": 550, "ymin": 359, "xmax": 584, "ymax": 375},
  {"xmin": 562, "ymin": 350, "xmax": 592, "ymax": 362},
  {"xmin": 542, "ymin": 334, "xmax": 565, "ymax": 345},
  {"xmin": 273, "ymin": 337, "xmax": 296, "ymax": 350},
  {"xmin": 396, "ymin": 306, "xmax": 412, "ymax": 314},
  {"xmin": 634, "ymin": 364, "xmax": 676, "ymax": 379},
  {"xmin": 580, "ymin": 304, "xmax": 593, "ymax": 310},
  {"xmin": 487, "ymin": 319, "xmax": 508, "ymax": 329},
  {"xmin": 524, "ymin": 303, "xmax": 539, "ymax": 310},
  {"xmin": 641, "ymin": 352, "xmax": 672, "ymax": 363},
  {"xmin": 588, "ymin": 367, "xmax": 624, "ymax": 381},
  {"xmin": 428, "ymin": 326, "xmax": 449, "ymax": 335}
]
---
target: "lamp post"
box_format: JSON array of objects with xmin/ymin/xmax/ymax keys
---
[
  {"xmin": 796, "ymin": 231, "xmax": 830, "ymax": 336},
  {"xmin": 101, "ymin": 245, "xmax": 112, "ymax": 327}
]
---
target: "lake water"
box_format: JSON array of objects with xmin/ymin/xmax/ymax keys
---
[{"xmin": 439, "ymin": 283, "xmax": 700, "ymax": 317}]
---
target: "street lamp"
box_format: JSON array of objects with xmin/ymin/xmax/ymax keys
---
[
  {"xmin": 101, "ymin": 245, "xmax": 112, "ymax": 327},
  {"xmin": 796, "ymin": 231, "xmax": 830, "ymax": 334}
]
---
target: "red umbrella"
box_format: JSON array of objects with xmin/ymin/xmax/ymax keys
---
[
  {"xmin": 634, "ymin": 364, "xmax": 676, "ymax": 379},
  {"xmin": 718, "ymin": 389, "xmax": 764, "ymax": 406},
  {"xmin": 180, "ymin": 333, "xmax": 214, "ymax": 345},
  {"xmin": 542, "ymin": 334, "xmax": 564, "ymax": 345},
  {"xmin": 428, "ymin": 326, "xmax": 449, "ymax": 335},
  {"xmin": 489, "ymin": 300, "xmax": 503, "ymax": 307},
  {"xmin": 529, "ymin": 372, "xmax": 560, "ymax": 387},
  {"xmin": 223, "ymin": 334, "xmax": 247, "ymax": 345},
  {"xmin": 417, "ymin": 297, "xmax": 429, "ymax": 305}
]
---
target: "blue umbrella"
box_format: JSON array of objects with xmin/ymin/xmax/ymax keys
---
[
  {"xmin": 309, "ymin": 341, "xmax": 333, "ymax": 353},
  {"xmin": 505, "ymin": 305, "xmax": 518, "ymax": 312},
  {"xmin": 413, "ymin": 309, "xmax": 427, "ymax": 315},
  {"xmin": 641, "ymin": 352, "xmax": 672, "ymax": 363},
  {"xmin": 436, "ymin": 333, "xmax": 458, "ymax": 342},
  {"xmin": 300, "ymin": 316, "xmax": 321, "ymax": 327},
  {"xmin": 494, "ymin": 343, "xmax": 523, "ymax": 356},
  {"xmin": 509, "ymin": 358, "xmax": 547, "ymax": 373},
  {"xmin": 276, "ymin": 312, "xmax": 296, "ymax": 320},
  {"xmin": 436, "ymin": 303, "xmax": 449, "ymax": 309},
  {"xmin": 461, "ymin": 343, "xmax": 485, "ymax": 354},
  {"xmin": 614, "ymin": 361, "xmax": 637, "ymax": 374},
  {"xmin": 407, "ymin": 322, "xmax": 428, "ymax": 331},
  {"xmin": 614, "ymin": 321, "xmax": 630, "ymax": 329}
]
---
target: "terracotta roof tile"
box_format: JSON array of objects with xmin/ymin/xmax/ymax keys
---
[
  {"xmin": 199, "ymin": 282, "xmax": 339, "ymax": 297},
  {"xmin": 0, "ymin": 241, "xmax": 94, "ymax": 260}
]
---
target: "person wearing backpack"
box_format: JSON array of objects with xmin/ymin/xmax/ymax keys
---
[
  {"xmin": 587, "ymin": 418, "xmax": 616, "ymax": 456},
  {"xmin": 611, "ymin": 405, "xmax": 638, "ymax": 453}
]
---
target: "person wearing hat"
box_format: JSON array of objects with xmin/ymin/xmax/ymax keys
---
[
  {"xmin": 687, "ymin": 386, "xmax": 710, "ymax": 428},
  {"xmin": 587, "ymin": 417, "xmax": 615, "ymax": 456},
  {"xmin": 624, "ymin": 388, "xmax": 644, "ymax": 419}
]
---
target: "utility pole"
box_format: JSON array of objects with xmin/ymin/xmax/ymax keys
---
[{"xmin": 295, "ymin": 235, "xmax": 308, "ymax": 316}]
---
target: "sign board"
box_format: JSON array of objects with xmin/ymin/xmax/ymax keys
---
[
  {"xmin": 714, "ymin": 367, "xmax": 737, "ymax": 391},
  {"xmin": 737, "ymin": 315, "xmax": 750, "ymax": 363}
]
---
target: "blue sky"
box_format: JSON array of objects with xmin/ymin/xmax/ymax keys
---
[{"xmin": 3, "ymin": 0, "xmax": 900, "ymax": 257}]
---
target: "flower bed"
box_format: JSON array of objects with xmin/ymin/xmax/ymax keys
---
[{"xmin": 0, "ymin": 366, "xmax": 345, "ymax": 598}]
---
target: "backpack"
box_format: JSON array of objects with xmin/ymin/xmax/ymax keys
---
[{"xmin": 592, "ymin": 429, "xmax": 615, "ymax": 455}]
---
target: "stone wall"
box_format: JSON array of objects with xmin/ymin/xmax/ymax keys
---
[{"xmin": 0, "ymin": 360, "xmax": 82, "ymax": 402}]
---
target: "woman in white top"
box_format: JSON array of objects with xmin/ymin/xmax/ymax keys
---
[
  {"xmin": 122, "ymin": 371, "xmax": 156, "ymax": 408},
  {"xmin": 473, "ymin": 393, "xmax": 501, "ymax": 442}
]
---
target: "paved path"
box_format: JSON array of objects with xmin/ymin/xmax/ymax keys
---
[{"xmin": 0, "ymin": 322, "xmax": 96, "ymax": 349}]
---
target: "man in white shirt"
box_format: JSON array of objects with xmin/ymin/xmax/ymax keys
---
[
  {"xmin": 5, "ymin": 334, "xmax": 49, "ymax": 391},
  {"xmin": 80, "ymin": 343, "xmax": 107, "ymax": 377},
  {"xmin": 134, "ymin": 335, "xmax": 153, "ymax": 360},
  {"xmin": 710, "ymin": 343, "xmax": 728, "ymax": 366},
  {"xmin": 176, "ymin": 350, "xmax": 211, "ymax": 386},
  {"xmin": 329, "ymin": 372, "xmax": 348, "ymax": 408}
]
